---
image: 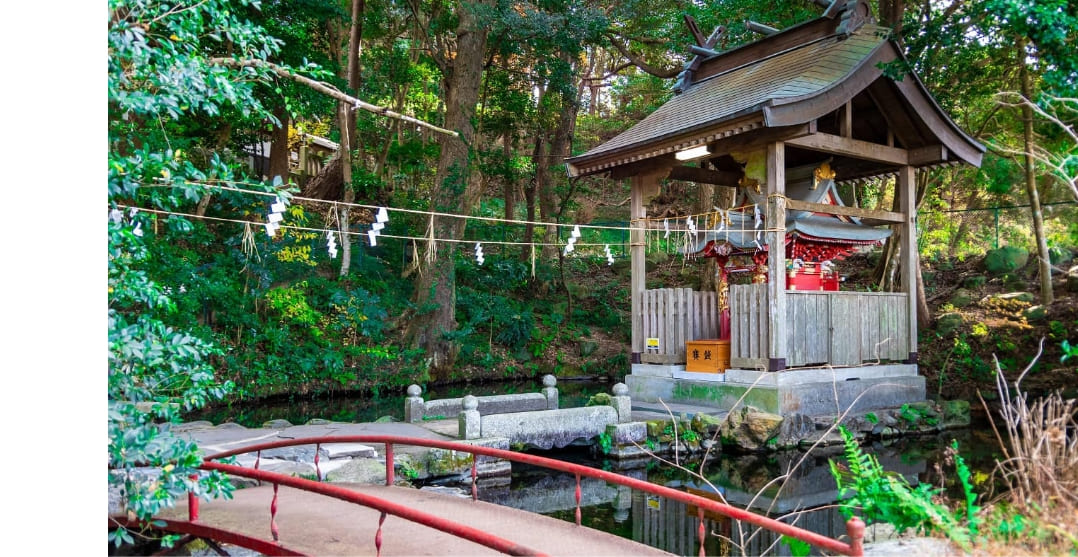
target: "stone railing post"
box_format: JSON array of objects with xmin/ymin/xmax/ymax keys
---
[
  {"xmin": 611, "ymin": 383, "xmax": 631, "ymax": 423},
  {"xmin": 459, "ymin": 395, "xmax": 481, "ymax": 440},
  {"xmin": 542, "ymin": 374, "xmax": 559, "ymax": 410},
  {"xmin": 405, "ymin": 384, "xmax": 424, "ymax": 423}
]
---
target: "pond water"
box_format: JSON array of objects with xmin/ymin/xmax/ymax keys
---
[
  {"xmin": 186, "ymin": 379, "xmax": 1004, "ymax": 556},
  {"xmin": 474, "ymin": 426, "xmax": 1002, "ymax": 556},
  {"xmin": 184, "ymin": 377, "xmax": 614, "ymax": 427}
]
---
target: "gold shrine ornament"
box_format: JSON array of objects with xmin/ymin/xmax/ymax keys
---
[{"xmin": 812, "ymin": 161, "xmax": 836, "ymax": 189}]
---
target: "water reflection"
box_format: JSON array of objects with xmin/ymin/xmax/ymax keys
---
[{"xmin": 476, "ymin": 427, "xmax": 1000, "ymax": 557}]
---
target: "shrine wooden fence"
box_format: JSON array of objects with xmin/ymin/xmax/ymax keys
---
[
  {"xmin": 640, "ymin": 288, "xmax": 720, "ymax": 364},
  {"xmin": 730, "ymin": 285, "xmax": 909, "ymax": 368}
]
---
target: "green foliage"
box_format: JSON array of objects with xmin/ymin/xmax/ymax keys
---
[
  {"xmin": 780, "ymin": 535, "xmax": 812, "ymax": 557},
  {"xmin": 829, "ymin": 427, "xmax": 973, "ymax": 549},
  {"xmin": 1062, "ymin": 340, "xmax": 1078, "ymax": 363},
  {"xmin": 865, "ymin": 412, "xmax": 879, "ymax": 425},
  {"xmin": 952, "ymin": 441, "xmax": 983, "ymax": 536},
  {"xmin": 597, "ymin": 431, "xmax": 613, "ymax": 454},
  {"xmin": 108, "ymin": 0, "xmax": 285, "ymax": 543}
]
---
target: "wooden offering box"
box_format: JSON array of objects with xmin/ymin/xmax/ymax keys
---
[{"xmin": 685, "ymin": 340, "xmax": 730, "ymax": 373}]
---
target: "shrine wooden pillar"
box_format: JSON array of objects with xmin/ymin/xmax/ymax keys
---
[
  {"xmin": 630, "ymin": 170, "xmax": 663, "ymax": 363},
  {"xmin": 766, "ymin": 142, "xmax": 787, "ymax": 371},
  {"xmin": 897, "ymin": 165, "xmax": 918, "ymax": 362}
]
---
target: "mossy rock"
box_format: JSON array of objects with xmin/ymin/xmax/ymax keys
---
[
  {"xmin": 374, "ymin": 415, "xmax": 399, "ymax": 423},
  {"xmin": 1003, "ymin": 273, "xmax": 1027, "ymax": 290},
  {"xmin": 645, "ymin": 251, "xmax": 669, "ymax": 272},
  {"xmin": 961, "ymin": 275, "xmax": 987, "ymax": 289},
  {"xmin": 426, "ymin": 448, "xmax": 476, "ymax": 477},
  {"xmin": 262, "ymin": 419, "xmax": 294, "ymax": 429},
  {"xmin": 1067, "ymin": 266, "xmax": 1078, "ymax": 293},
  {"xmin": 691, "ymin": 413, "xmax": 723, "ymax": 435},
  {"xmin": 646, "ymin": 420, "xmax": 666, "ymax": 437},
  {"xmin": 984, "ymin": 246, "xmax": 1029, "ymax": 275},
  {"xmin": 936, "ymin": 313, "xmax": 965, "ymax": 336},
  {"xmin": 1023, "ymin": 305, "xmax": 1047, "ymax": 322},
  {"xmin": 586, "ymin": 392, "xmax": 613, "ymax": 407},
  {"xmin": 1048, "ymin": 246, "xmax": 1074, "ymax": 266},
  {"xmin": 994, "ymin": 291, "xmax": 1035, "ymax": 303},
  {"xmin": 949, "ymin": 289, "xmax": 974, "ymax": 308},
  {"xmin": 940, "ymin": 400, "xmax": 970, "ymax": 428}
]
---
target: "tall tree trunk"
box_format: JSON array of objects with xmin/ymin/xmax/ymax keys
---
[
  {"xmin": 521, "ymin": 176, "xmax": 537, "ymax": 263},
  {"xmin": 503, "ymin": 131, "xmax": 515, "ymax": 222},
  {"xmin": 338, "ymin": 0, "xmax": 366, "ymax": 278},
  {"xmin": 1019, "ymin": 39, "xmax": 1053, "ymax": 305},
  {"xmin": 268, "ymin": 103, "xmax": 291, "ymax": 182},
  {"xmin": 912, "ymin": 173, "xmax": 931, "ymax": 329},
  {"xmin": 408, "ymin": 0, "xmax": 492, "ymax": 377},
  {"xmin": 537, "ymin": 54, "xmax": 585, "ymax": 261},
  {"xmin": 872, "ymin": 184, "xmax": 901, "ymax": 288},
  {"xmin": 947, "ymin": 185, "xmax": 980, "ymax": 257}
]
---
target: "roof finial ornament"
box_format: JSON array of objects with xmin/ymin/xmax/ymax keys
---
[{"xmin": 836, "ymin": 0, "xmax": 874, "ymax": 37}]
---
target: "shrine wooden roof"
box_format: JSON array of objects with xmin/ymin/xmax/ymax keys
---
[{"xmin": 565, "ymin": 0, "xmax": 985, "ymax": 179}]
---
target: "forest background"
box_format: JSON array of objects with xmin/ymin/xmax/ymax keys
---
[{"xmin": 96, "ymin": 0, "xmax": 1076, "ymax": 549}]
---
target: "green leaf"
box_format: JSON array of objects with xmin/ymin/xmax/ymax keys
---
[{"xmin": 782, "ymin": 535, "xmax": 812, "ymax": 557}]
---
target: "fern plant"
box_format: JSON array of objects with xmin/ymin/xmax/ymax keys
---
[{"xmin": 829, "ymin": 426, "xmax": 973, "ymax": 549}]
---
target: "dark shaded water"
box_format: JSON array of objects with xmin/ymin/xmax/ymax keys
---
[{"xmin": 184, "ymin": 377, "xmax": 614, "ymax": 427}]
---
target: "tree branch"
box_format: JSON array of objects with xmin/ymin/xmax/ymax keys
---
[
  {"xmin": 603, "ymin": 33, "xmax": 681, "ymax": 79},
  {"xmin": 210, "ymin": 58, "xmax": 458, "ymax": 137}
]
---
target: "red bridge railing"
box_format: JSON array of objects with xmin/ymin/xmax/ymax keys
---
[{"xmin": 118, "ymin": 435, "xmax": 865, "ymax": 556}]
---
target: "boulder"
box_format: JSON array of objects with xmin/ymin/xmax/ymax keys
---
[
  {"xmin": 1066, "ymin": 266, "xmax": 1078, "ymax": 293},
  {"xmin": 940, "ymin": 400, "xmax": 970, "ymax": 429},
  {"xmin": 935, "ymin": 313, "xmax": 965, "ymax": 336},
  {"xmin": 691, "ymin": 412, "xmax": 723, "ymax": 436},
  {"xmin": 325, "ymin": 458, "xmax": 387, "ymax": 484},
  {"xmin": 578, "ymin": 340, "xmax": 599, "ymax": 357},
  {"xmin": 1023, "ymin": 305, "xmax": 1047, "ymax": 322},
  {"xmin": 994, "ymin": 291, "xmax": 1036, "ymax": 303},
  {"xmin": 585, "ymin": 392, "xmax": 613, "ymax": 407},
  {"xmin": 984, "ymin": 246, "xmax": 1029, "ymax": 275},
  {"xmin": 262, "ymin": 419, "xmax": 294, "ymax": 429},
  {"xmin": 1048, "ymin": 246, "xmax": 1073, "ymax": 266},
  {"xmin": 774, "ymin": 413, "xmax": 814, "ymax": 449},
  {"xmin": 720, "ymin": 407, "xmax": 783, "ymax": 451},
  {"xmin": 949, "ymin": 289, "xmax": 974, "ymax": 308},
  {"xmin": 645, "ymin": 251, "xmax": 669, "ymax": 272}
]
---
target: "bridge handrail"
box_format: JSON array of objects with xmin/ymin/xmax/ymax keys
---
[
  {"xmin": 199, "ymin": 461, "xmax": 546, "ymax": 556},
  {"xmin": 205, "ymin": 434, "xmax": 865, "ymax": 556}
]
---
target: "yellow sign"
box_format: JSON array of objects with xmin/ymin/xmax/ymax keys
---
[{"xmin": 646, "ymin": 337, "xmax": 660, "ymax": 349}]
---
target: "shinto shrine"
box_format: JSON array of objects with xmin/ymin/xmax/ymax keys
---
[{"xmin": 565, "ymin": 0, "xmax": 984, "ymax": 416}]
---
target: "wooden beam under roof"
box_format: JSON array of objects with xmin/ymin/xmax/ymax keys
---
[
  {"xmin": 667, "ymin": 165, "xmax": 742, "ymax": 186},
  {"xmin": 785, "ymin": 198, "xmax": 904, "ymax": 223},
  {"xmin": 787, "ymin": 132, "xmax": 908, "ymax": 165}
]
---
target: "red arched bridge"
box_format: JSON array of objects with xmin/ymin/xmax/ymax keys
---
[{"xmin": 109, "ymin": 435, "xmax": 866, "ymax": 556}]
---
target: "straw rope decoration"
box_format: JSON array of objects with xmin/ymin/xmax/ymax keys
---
[{"xmin": 115, "ymin": 180, "xmax": 795, "ymax": 269}]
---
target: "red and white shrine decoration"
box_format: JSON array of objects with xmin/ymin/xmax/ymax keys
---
[{"xmin": 689, "ymin": 162, "xmax": 892, "ymax": 311}]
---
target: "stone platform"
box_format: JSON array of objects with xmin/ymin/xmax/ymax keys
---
[{"xmin": 626, "ymin": 363, "xmax": 924, "ymax": 417}]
